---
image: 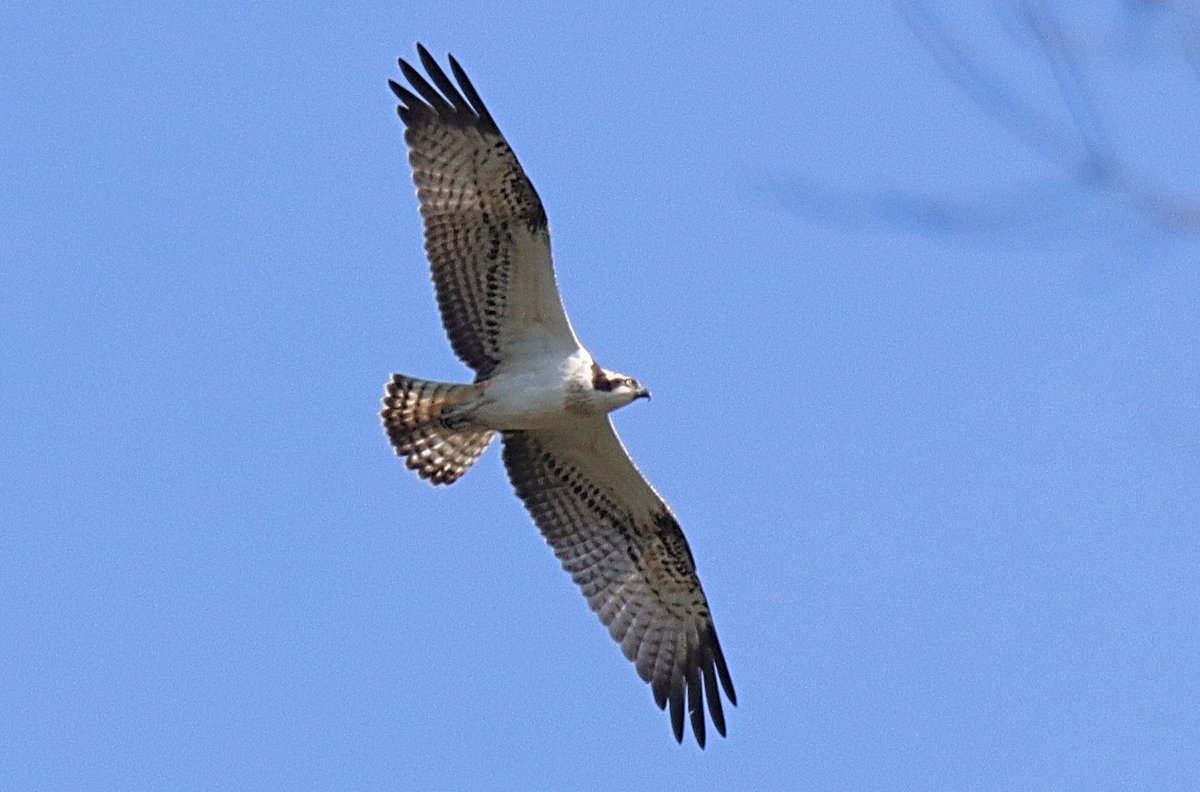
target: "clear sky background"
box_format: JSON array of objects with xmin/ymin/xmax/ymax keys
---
[{"xmin": 4, "ymin": 1, "xmax": 1200, "ymax": 789}]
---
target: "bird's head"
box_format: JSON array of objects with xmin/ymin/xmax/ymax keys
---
[{"xmin": 591, "ymin": 363, "xmax": 650, "ymax": 410}]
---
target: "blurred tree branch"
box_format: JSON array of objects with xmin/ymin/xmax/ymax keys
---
[{"xmin": 777, "ymin": 1, "xmax": 1200, "ymax": 238}]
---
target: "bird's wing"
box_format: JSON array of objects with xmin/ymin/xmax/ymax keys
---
[
  {"xmin": 391, "ymin": 45, "xmax": 582, "ymax": 379},
  {"xmin": 501, "ymin": 417, "xmax": 736, "ymax": 746}
]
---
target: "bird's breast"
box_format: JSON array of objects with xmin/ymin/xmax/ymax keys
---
[{"xmin": 471, "ymin": 372, "xmax": 577, "ymax": 431}]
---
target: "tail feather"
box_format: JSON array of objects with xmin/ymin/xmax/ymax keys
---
[{"xmin": 381, "ymin": 374, "xmax": 494, "ymax": 485}]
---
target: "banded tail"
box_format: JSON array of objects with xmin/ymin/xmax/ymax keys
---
[{"xmin": 381, "ymin": 374, "xmax": 495, "ymax": 485}]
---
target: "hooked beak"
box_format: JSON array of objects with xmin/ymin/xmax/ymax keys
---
[{"xmin": 634, "ymin": 385, "xmax": 651, "ymax": 401}]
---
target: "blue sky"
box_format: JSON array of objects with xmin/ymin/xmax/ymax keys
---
[{"xmin": 4, "ymin": 1, "xmax": 1200, "ymax": 789}]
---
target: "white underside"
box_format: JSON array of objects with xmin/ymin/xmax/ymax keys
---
[{"xmin": 465, "ymin": 348, "xmax": 633, "ymax": 432}]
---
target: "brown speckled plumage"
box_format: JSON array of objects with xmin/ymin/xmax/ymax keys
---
[{"xmin": 381, "ymin": 374, "xmax": 493, "ymax": 485}]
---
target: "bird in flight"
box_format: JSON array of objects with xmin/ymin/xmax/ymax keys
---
[{"xmin": 381, "ymin": 44, "xmax": 736, "ymax": 746}]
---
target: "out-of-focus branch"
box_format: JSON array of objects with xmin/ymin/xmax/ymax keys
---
[
  {"xmin": 1012, "ymin": 0, "xmax": 1200, "ymax": 232},
  {"xmin": 777, "ymin": 1, "xmax": 1200, "ymax": 238},
  {"xmin": 1016, "ymin": 0, "xmax": 1115, "ymax": 177},
  {"xmin": 891, "ymin": 0, "xmax": 1080, "ymax": 163}
]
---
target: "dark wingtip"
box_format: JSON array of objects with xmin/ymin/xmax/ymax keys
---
[
  {"xmin": 652, "ymin": 678, "xmax": 669, "ymax": 710},
  {"xmin": 416, "ymin": 43, "xmax": 440, "ymax": 78},
  {"xmin": 688, "ymin": 663, "xmax": 706, "ymax": 747},
  {"xmin": 391, "ymin": 43, "xmax": 495, "ymax": 133},
  {"xmin": 389, "ymin": 77, "xmax": 425, "ymax": 128},
  {"xmin": 703, "ymin": 660, "xmax": 726, "ymax": 737},
  {"xmin": 711, "ymin": 629, "xmax": 737, "ymax": 707},
  {"xmin": 669, "ymin": 688, "xmax": 685, "ymax": 743},
  {"xmin": 447, "ymin": 52, "xmax": 499, "ymax": 131}
]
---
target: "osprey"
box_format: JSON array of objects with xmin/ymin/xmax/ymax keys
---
[{"xmin": 381, "ymin": 45, "xmax": 736, "ymax": 746}]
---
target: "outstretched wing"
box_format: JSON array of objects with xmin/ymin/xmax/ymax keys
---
[
  {"xmin": 390, "ymin": 45, "xmax": 582, "ymax": 379},
  {"xmin": 501, "ymin": 418, "xmax": 736, "ymax": 746}
]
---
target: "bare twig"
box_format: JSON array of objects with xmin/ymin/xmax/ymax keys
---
[
  {"xmin": 891, "ymin": 0, "xmax": 1079, "ymax": 163},
  {"xmin": 1017, "ymin": 0, "xmax": 1116, "ymax": 179},
  {"xmin": 856, "ymin": 0, "xmax": 1200, "ymax": 236}
]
